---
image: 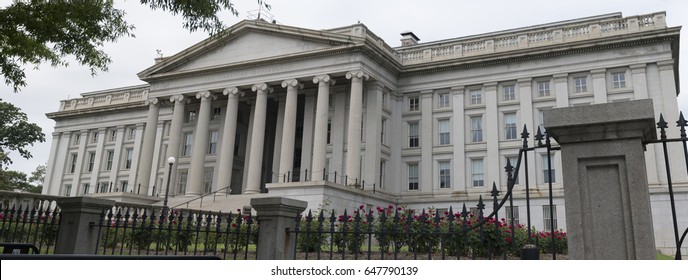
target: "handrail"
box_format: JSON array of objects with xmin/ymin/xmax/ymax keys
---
[{"xmin": 170, "ymin": 186, "xmax": 232, "ymax": 209}]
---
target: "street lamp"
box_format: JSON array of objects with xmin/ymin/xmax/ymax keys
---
[{"xmin": 162, "ymin": 156, "xmax": 175, "ymax": 216}]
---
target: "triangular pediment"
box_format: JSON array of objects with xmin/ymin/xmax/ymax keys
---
[{"xmin": 138, "ymin": 21, "xmax": 362, "ymax": 80}]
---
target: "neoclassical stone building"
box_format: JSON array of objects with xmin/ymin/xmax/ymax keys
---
[{"xmin": 43, "ymin": 12, "xmax": 685, "ymax": 252}]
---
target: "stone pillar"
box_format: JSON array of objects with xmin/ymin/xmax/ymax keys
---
[
  {"xmin": 164, "ymin": 95, "xmax": 186, "ymax": 194},
  {"xmin": 216, "ymin": 87, "xmax": 242, "ymax": 192},
  {"xmin": 43, "ymin": 132, "xmax": 62, "ymax": 195},
  {"xmin": 70, "ymin": 130, "xmax": 88, "ymax": 196},
  {"xmin": 553, "ymin": 73, "xmax": 569, "ymax": 108},
  {"xmin": 345, "ymin": 71, "xmax": 368, "ymax": 185},
  {"xmin": 107, "ymin": 126, "xmax": 125, "ymax": 189},
  {"xmin": 420, "ymin": 91, "xmax": 433, "ymax": 192},
  {"xmin": 591, "ymin": 68, "xmax": 607, "ymax": 104},
  {"xmin": 246, "ymin": 83, "xmax": 272, "ymax": 193},
  {"xmin": 251, "ymin": 197, "xmax": 307, "ymax": 260},
  {"xmin": 187, "ymin": 91, "xmax": 215, "ymax": 195},
  {"xmin": 136, "ymin": 97, "xmax": 160, "ymax": 195},
  {"xmin": 279, "ymin": 79, "xmax": 303, "ymax": 179},
  {"xmin": 484, "ymin": 82, "xmax": 500, "ymax": 188},
  {"xmin": 451, "ymin": 86, "xmax": 466, "ymax": 193},
  {"xmin": 311, "ymin": 75, "xmax": 334, "ymax": 180},
  {"xmin": 54, "ymin": 197, "xmax": 116, "ymax": 254},
  {"xmin": 88, "ymin": 128, "xmax": 106, "ymax": 194},
  {"xmin": 545, "ymin": 100, "xmax": 657, "ymax": 259}
]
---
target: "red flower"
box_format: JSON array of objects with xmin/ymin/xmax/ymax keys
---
[
  {"xmin": 388, "ymin": 205, "xmax": 394, "ymax": 209},
  {"xmin": 506, "ymin": 237, "xmax": 512, "ymax": 244},
  {"xmin": 444, "ymin": 211, "xmax": 449, "ymax": 216},
  {"xmin": 236, "ymin": 208, "xmax": 241, "ymax": 212},
  {"xmin": 397, "ymin": 207, "xmax": 402, "ymax": 211},
  {"xmin": 359, "ymin": 205, "xmax": 365, "ymax": 210},
  {"xmin": 231, "ymin": 223, "xmax": 238, "ymax": 228}
]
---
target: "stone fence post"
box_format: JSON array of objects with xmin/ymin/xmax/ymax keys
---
[
  {"xmin": 54, "ymin": 197, "xmax": 115, "ymax": 254},
  {"xmin": 545, "ymin": 100, "xmax": 656, "ymax": 259},
  {"xmin": 251, "ymin": 197, "xmax": 307, "ymax": 260}
]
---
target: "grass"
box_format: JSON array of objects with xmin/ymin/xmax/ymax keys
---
[{"xmin": 656, "ymin": 252, "xmax": 675, "ymax": 260}]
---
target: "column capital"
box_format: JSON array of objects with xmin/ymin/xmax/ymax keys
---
[
  {"xmin": 346, "ymin": 71, "xmax": 369, "ymax": 81},
  {"xmin": 313, "ymin": 75, "xmax": 336, "ymax": 86},
  {"xmin": 144, "ymin": 97, "xmax": 159, "ymax": 106},
  {"xmin": 223, "ymin": 87, "xmax": 245, "ymax": 97},
  {"xmin": 281, "ymin": 79, "xmax": 304, "ymax": 89},
  {"xmin": 252, "ymin": 83, "xmax": 274, "ymax": 93},
  {"xmin": 450, "ymin": 86, "xmax": 465, "ymax": 94},
  {"xmin": 483, "ymin": 82, "xmax": 498, "ymax": 91},
  {"xmin": 169, "ymin": 94, "xmax": 185, "ymax": 103},
  {"xmin": 196, "ymin": 90, "xmax": 217, "ymax": 101},
  {"xmin": 630, "ymin": 63, "xmax": 647, "ymax": 73}
]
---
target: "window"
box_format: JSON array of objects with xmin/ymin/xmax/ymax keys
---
[
  {"xmin": 182, "ymin": 133, "xmax": 193, "ymax": 156},
  {"xmin": 408, "ymin": 163, "xmax": 419, "ymax": 190},
  {"xmin": 543, "ymin": 154, "xmax": 555, "ymax": 183},
  {"xmin": 82, "ymin": 183, "xmax": 90, "ymax": 195},
  {"xmin": 538, "ymin": 110, "xmax": 546, "ymax": 134},
  {"xmin": 438, "ymin": 93, "xmax": 450, "ymax": 108},
  {"xmin": 612, "ymin": 72, "xmax": 626, "ymax": 88},
  {"xmin": 537, "ymin": 81, "xmax": 550, "ymax": 97},
  {"xmin": 471, "ymin": 158, "xmax": 484, "ymax": 187},
  {"xmin": 109, "ymin": 129, "xmax": 117, "ymax": 142},
  {"xmin": 409, "ymin": 97, "xmax": 419, "ymax": 111},
  {"xmin": 87, "ymin": 152, "xmax": 96, "ymax": 172},
  {"xmin": 469, "ymin": 89, "xmax": 482, "ymax": 105},
  {"xmin": 408, "ymin": 122, "xmax": 419, "ymax": 148},
  {"xmin": 128, "ymin": 127, "xmax": 136, "ymax": 140},
  {"xmin": 120, "ymin": 180, "xmax": 128, "ymax": 193},
  {"xmin": 204, "ymin": 169, "xmax": 214, "ymax": 193},
  {"xmin": 503, "ymin": 85, "xmax": 516, "ymax": 101},
  {"xmin": 507, "ymin": 156, "xmax": 519, "ymax": 185},
  {"xmin": 64, "ymin": 184, "xmax": 72, "ymax": 197},
  {"xmin": 439, "ymin": 120, "xmax": 450, "ymax": 145},
  {"xmin": 574, "ymin": 76, "xmax": 588, "ymax": 93},
  {"xmin": 543, "ymin": 205, "xmax": 558, "ymax": 231},
  {"xmin": 326, "ymin": 119, "xmax": 332, "ymax": 144},
  {"xmin": 212, "ymin": 107, "xmax": 222, "ymax": 121},
  {"xmin": 69, "ymin": 154, "xmax": 77, "ymax": 173},
  {"xmin": 105, "ymin": 151, "xmax": 114, "ymax": 171},
  {"xmin": 177, "ymin": 171, "xmax": 188, "ymax": 194},
  {"xmin": 73, "ymin": 134, "xmax": 81, "ymax": 146},
  {"xmin": 91, "ymin": 131, "xmax": 99, "ymax": 143},
  {"xmin": 504, "ymin": 113, "xmax": 517, "ymax": 140},
  {"xmin": 381, "ymin": 118, "xmax": 386, "ymax": 144},
  {"xmin": 505, "ymin": 206, "xmax": 519, "ymax": 226},
  {"xmin": 99, "ymin": 182, "xmax": 109, "ymax": 193},
  {"xmin": 208, "ymin": 131, "xmax": 218, "ymax": 154},
  {"xmin": 439, "ymin": 161, "xmax": 451, "ymax": 189},
  {"xmin": 471, "ymin": 116, "xmax": 483, "ymax": 143},
  {"xmin": 379, "ymin": 161, "xmax": 386, "ymax": 189},
  {"xmin": 186, "ymin": 110, "xmax": 197, "ymax": 122},
  {"xmin": 124, "ymin": 149, "xmax": 133, "ymax": 169}
]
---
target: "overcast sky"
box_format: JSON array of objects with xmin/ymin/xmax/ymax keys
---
[{"xmin": 2, "ymin": 0, "xmax": 687, "ymax": 175}]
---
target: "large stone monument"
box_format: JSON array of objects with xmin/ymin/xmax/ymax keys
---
[{"xmin": 545, "ymin": 100, "xmax": 657, "ymax": 259}]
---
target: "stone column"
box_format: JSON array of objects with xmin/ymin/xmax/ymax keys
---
[
  {"xmin": 216, "ymin": 87, "xmax": 243, "ymax": 192},
  {"xmin": 108, "ymin": 126, "xmax": 125, "ymax": 189},
  {"xmin": 553, "ymin": 73, "xmax": 570, "ymax": 108},
  {"xmin": 345, "ymin": 71, "xmax": 368, "ymax": 185},
  {"xmin": 279, "ymin": 79, "xmax": 303, "ymax": 180},
  {"xmin": 43, "ymin": 132, "xmax": 63, "ymax": 195},
  {"xmin": 484, "ymin": 82, "xmax": 500, "ymax": 188},
  {"xmin": 136, "ymin": 97, "xmax": 160, "ymax": 195},
  {"xmin": 164, "ymin": 95, "xmax": 186, "ymax": 194},
  {"xmin": 451, "ymin": 86, "xmax": 466, "ymax": 193},
  {"xmin": 591, "ymin": 68, "xmax": 607, "ymax": 104},
  {"xmin": 545, "ymin": 99, "xmax": 656, "ymax": 259},
  {"xmin": 311, "ymin": 75, "xmax": 334, "ymax": 180},
  {"xmin": 54, "ymin": 197, "xmax": 116, "ymax": 254},
  {"xmin": 420, "ymin": 91, "xmax": 433, "ymax": 192},
  {"xmin": 246, "ymin": 83, "xmax": 273, "ymax": 194},
  {"xmin": 187, "ymin": 91, "xmax": 215, "ymax": 195},
  {"xmin": 88, "ymin": 128, "xmax": 106, "ymax": 194},
  {"xmin": 70, "ymin": 130, "xmax": 88, "ymax": 196},
  {"xmin": 251, "ymin": 197, "xmax": 307, "ymax": 260}
]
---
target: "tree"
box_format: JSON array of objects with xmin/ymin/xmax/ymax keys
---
[
  {"xmin": 1, "ymin": 0, "xmax": 270, "ymax": 92},
  {"xmin": 0, "ymin": 100, "xmax": 45, "ymax": 168},
  {"xmin": 0, "ymin": 169, "xmax": 40, "ymax": 193}
]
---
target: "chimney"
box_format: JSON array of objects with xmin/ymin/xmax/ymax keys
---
[{"xmin": 400, "ymin": 31, "xmax": 420, "ymax": 46}]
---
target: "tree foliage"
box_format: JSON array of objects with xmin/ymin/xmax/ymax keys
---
[
  {"xmin": 1, "ymin": 0, "xmax": 270, "ymax": 92},
  {"xmin": 0, "ymin": 100, "xmax": 45, "ymax": 167},
  {"xmin": 0, "ymin": 169, "xmax": 41, "ymax": 193}
]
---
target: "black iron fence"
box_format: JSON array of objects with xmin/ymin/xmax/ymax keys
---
[
  {"xmin": 94, "ymin": 206, "xmax": 258, "ymax": 260},
  {"xmin": 0, "ymin": 200, "xmax": 61, "ymax": 254},
  {"xmin": 290, "ymin": 125, "xmax": 564, "ymax": 260},
  {"xmin": 644, "ymin": 113, "xmax": 688, "ymax": 260}
]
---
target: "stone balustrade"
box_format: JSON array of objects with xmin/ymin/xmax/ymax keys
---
[
  {"xmin": 396, "ymin": 12, "xmax": 667, "ymax": 65},
  {"xmin": 58, "ymin": 85, "xmax": 150, "ymax": 112}
]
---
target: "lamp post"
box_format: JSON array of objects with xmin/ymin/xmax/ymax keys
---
[{"xmin": 162, "ymin": 156, "xmax": 175, "ymax": 216}]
